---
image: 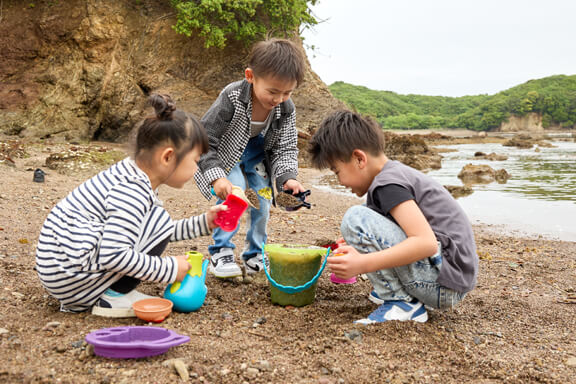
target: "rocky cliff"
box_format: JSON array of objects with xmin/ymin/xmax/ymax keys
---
[{"xmin": 0, "ymin": 0, "xmax": 344, "ymax": 142}]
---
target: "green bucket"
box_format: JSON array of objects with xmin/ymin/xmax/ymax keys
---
[{"xmin": 264, "ymin": 244, "xmax": 326, "ymax": 307}]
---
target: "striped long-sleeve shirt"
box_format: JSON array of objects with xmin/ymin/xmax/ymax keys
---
[{"xmin": 35, "ymin": 158, "xmax": 211, "ymax": 312}]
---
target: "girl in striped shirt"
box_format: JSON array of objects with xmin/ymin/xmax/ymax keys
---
[{"xmin": 36, "ymin": 94, "xmax": 225, "ymax": 317}]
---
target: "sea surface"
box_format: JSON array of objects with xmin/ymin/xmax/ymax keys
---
[{"xmin": 313, "ymin": 140, "xmax": 576, "ymax": 242}]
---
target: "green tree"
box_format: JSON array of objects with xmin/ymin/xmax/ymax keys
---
[{"xmin": 170, "ymin": 0, "xmax": 317, "ymax": 48}]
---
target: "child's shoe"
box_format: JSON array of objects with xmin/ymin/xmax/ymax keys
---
[
  {"xmin": 243, "ymin": 255, "xmax": 264, "ymax": 274},
  {"xmin": 368, "ymin": 290, "xmax": 384, "ymax": 305},
  {"xmin": 91, "ymin": 289, "xmax": 156, "ymax": 318},
  {"xmin": 355, "ymin": 299, "xmax": 428, "ymax": 324},
  {"xmin": 209, "ymin": 248, "xmax": 242, "ymax": 278}
]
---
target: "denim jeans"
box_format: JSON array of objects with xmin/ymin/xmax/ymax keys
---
[
  {"xmin": 209, "ymin": 134, "xmax": 272, "ymax": 261},
  {"xmin": 340, "ymin": 205, "xmax": 466, "ymax": 309}
]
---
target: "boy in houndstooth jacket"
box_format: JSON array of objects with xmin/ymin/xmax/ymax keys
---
[{"xmin": 194, "ymin": 39, "xmax": 307, "ymax": 278}]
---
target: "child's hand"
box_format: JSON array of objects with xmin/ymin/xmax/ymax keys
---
[
  {"xmin": 283, "ymin": 179, "xmax": 306, "ymax": 195},
  {"xmin": 206, "ymin": 204, "xmax": 228, "ymax": 229},
  {"xmin": 174, "ymin": 255, "xmax": 191, "ymax": 282},
  {"xmin": 328, "ymin": 245, "xmax": 363, "ymax": 280},
  {"xmin": 212, "ymin": 178, "xmax": 233, "ymax": 201}
]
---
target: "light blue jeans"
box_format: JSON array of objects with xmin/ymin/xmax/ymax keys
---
[
  {"xmin": 209, "ymin": 135, "xmax": 272, "ymax": 262},
  {"xmin": 341, "ymin": 205, "xmax": 466, "ymax": 309}
]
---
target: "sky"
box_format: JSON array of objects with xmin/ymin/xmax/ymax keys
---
[{"xmin": 301, "ymin": 0, "xmax": 576, "ymax": 97}]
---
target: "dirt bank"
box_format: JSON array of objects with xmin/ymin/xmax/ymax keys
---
[{"xmin": 0, "ymin": 141, "xmax": 575, "ymax": 383}]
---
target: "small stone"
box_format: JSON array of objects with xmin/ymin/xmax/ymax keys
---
[
  {"xmin": 258, "ymin": 360, "xmax": 271, "ymax": 371},
  {"xmin": 566, "ymin": 357, "xmax": 576, "ymax": 367},
  {"xmin": 42, "ymin": 321, "xmax": 61, "ymax": 330},
  {"xmin": 245, "ymin": 367, "xmax": 259, "ymax": 378},
  {"xmin": 71, "ymin": 340, "xmax": 84, "ymax": 348},
  {"xmin": 0, "ymin": 328, "xmax": 9, "ymax": 336},
  {"xmin": 344, "ymin": 329, "xmax": 362, "ymax": 343},
  {"xmin": 173, "ymin": 359, "xmax": 189, "ymax": 381}
]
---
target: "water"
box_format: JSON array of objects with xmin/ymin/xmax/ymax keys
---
[
  {"xmin": 313, "ymin": 140, "xmax": 576, "ymax": 242},
  {"xmin": 427, "ymin": 141, "xmax": 576, "ymax": 241}
]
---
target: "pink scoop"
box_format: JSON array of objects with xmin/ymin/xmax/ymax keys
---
[{"xmin": 215, "ymin": 194, "xmax": 249, "ymax": 231}]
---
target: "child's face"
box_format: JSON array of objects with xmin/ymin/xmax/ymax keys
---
[
  {"xmin": 330, "ymin": 158, "xmax": 372, "ymax": 197},
  {"xmin": 246, "ymin": 70, "xmax": 297, "ymax": 111},
  {"xmin": 163, "ymin": 145, "xmax": 202, "ymax": 189}
]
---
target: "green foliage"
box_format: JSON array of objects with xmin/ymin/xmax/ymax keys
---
[
  {"xmin": 330, "ymin": 75, "xmax": 576, "ymax": 131},
  {"xmin": 170, "ymin": 0, "xmax": 317, "ymax": 48}
]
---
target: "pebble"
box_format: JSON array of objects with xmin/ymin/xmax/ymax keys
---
[
  {"xmin": 42, "ymin": 321, "xmax": 61, "ymax": 330},
  {"xmin": 566, "ymin": 357, "xmax": 576, "ymax": 367},
  {"xmin": 165, "ymin": 358, "xmax": 189, "ymax": 381},
  {"xmin": 0, "ymin": 328, "xmax": 9, "ymax": 336},
  {"xmin": 245, "ymin": 367, "xmax": 259, "ymax": 378},
  {"xmin": 258, "ymin": 360, "xmax": 271, "ymax": 371},
  {"xmin": 344, "ymin": 329, "xmax": 362, "ymax": 343}
]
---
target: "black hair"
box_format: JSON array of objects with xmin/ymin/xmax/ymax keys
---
[
  {"xmin": 248, "ymin": 38, "xmax": 306, "ymax": 86},
  {"xmin": 133, "ymin": 94, "xmax": 209, "ymax": 164},
  {"xmin": 308, "ymin": 110, "xmax": 386, "ymax": 169}
]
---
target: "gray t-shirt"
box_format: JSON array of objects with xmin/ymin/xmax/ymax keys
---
[{"xmin": 366, "ymin": 160, "xmax": 478, "ymax": 292}]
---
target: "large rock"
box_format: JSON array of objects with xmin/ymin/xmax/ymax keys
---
[
  {"xmin": 0, "ymin": 0, "xmax": 344, "ymax": 142},
  {"xmin": 458, "ymin": 164, "xmax": 510, "ymax": 184}
]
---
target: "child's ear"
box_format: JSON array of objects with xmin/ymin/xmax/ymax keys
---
[
  {"xmin": 352, "ymin": 149, "xmax": 368, "ymax": 169},
  {"xmin": 159, "ymin": 147, "xmax": 175, "ymax": 165},
  {"xmin": 245, "ymin": 68, "xmax": 254, "ymax": 83}
]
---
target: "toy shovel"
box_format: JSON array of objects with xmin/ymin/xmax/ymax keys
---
[{"xmin": 276, "ymin": 189, "xmax": 311, "ymax": 211}]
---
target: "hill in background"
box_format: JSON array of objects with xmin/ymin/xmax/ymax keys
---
[{"xmin": 330, "ymin": 75, "xmax": 576, "ymax": 132}]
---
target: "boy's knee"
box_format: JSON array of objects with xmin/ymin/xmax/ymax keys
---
[{"xmin": 341, "ymin": 205, "xmax": 371, "ymax": 234}]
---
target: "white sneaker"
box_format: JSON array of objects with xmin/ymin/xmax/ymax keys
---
[
  {"xmin": 243, "ymin": 256, "xmax": 264, "ymax": 275},
  {"xmin": 354, "ymin": 299, "xmax": 428, "ymax": 324},
  {"xmin": 91, "ymin": 289, "xmax": 156, "ymax": 318},
  {"xmin": 209, "ymin": 248, "xmax": 242, "ymax": 278}
]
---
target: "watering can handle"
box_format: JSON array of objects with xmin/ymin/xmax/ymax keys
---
[
  {"xmin": 260, "ymin": 245, "xmax": 330, "ymax": 294},
  {"xmin": 201, "ymin": 259, "xmax": 209, "ymax": 283}
]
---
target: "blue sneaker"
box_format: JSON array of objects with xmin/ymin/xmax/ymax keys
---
[
  {"xmin": 368, "ymin": 290, "xmax": 384, "ymax": 305},
  {"xmin": 355, "ymin": 299, "xmax": 428, "ymax": 324}
]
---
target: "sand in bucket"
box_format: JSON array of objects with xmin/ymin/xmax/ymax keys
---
[{"xmin": 265, "ymin": 244, "xmax": 325, "ymax": 307}]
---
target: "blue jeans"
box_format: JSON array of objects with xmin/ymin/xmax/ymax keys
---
[
  {"xmin": 340, "ymin": 205, "xmax": 466, "ymax": 309},
  {"xmin": 209, "ymin": 135, "xmax": 272, "ymax": 261}
]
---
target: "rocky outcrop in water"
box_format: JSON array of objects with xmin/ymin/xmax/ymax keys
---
[
  {"xmin": 383, "ymin": 132, "xmax": 442, "ymax": 172},
  {"xmin": 458, "ymin": 164, "xmax": 510, "ymax": 185}
]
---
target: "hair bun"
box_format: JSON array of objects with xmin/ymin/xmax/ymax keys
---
[{"xmin": 149, "ymin": 93, "xmax": 176, "ymax": 120}]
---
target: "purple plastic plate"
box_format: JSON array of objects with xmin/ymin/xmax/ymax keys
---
[{"xmin": 85, "ymin": 326, "xmax": 190, "ymax": 359}]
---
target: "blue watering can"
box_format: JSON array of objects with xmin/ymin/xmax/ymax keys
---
[{"xmin": 163, "ymin": 251, "xmax": 209, "ymax": 312}]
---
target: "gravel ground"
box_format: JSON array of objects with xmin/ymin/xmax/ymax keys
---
[{"xmin": 0, "ymin": 140, "xmax": 575, "ymax": 384}]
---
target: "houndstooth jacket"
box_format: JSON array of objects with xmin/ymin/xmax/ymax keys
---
[{"xmin": 194, "ymin": 79, "xmax": 299, "ymax": 200}]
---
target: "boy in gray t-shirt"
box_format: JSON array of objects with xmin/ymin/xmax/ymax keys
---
[{"xmin": 308, "ymin": 111, "xmax": 478, "ymax": 324}]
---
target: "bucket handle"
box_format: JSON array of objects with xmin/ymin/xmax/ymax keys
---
[{"xmin": 261, "ymin": 245, "xmax": 330, "ymax": 294}]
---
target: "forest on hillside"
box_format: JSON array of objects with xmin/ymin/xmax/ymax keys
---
[{"xmin": 330, "ymin": 75, "xmax": 576, "ymax": 131}]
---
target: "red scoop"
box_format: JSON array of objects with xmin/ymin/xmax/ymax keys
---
[{"xmin": 214, "ymin": 194, "xmax": 249, "ymax": 231}]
